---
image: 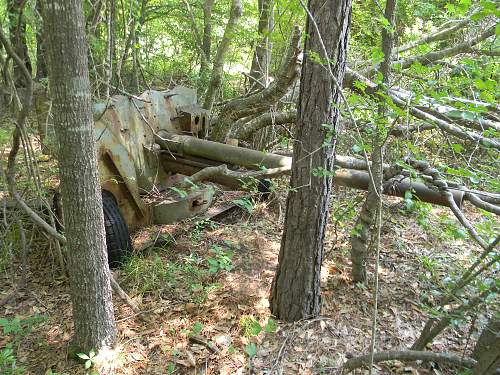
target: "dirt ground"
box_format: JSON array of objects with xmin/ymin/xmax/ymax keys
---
[{"xmin": 0, "ymin": 187, "xmax": 495, "ymax": 375}]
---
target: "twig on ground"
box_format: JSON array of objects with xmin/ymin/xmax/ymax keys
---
[{"xmin": 343, "ymin": 350, "xmax": 477, "ymax": 372}]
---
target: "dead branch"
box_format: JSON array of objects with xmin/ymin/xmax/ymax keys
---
[
  {"xmin": 344, "ymin": 25, "xmax": 495, "ymax": 89},
  {"xmin": 466, "ymin": 192, "xmax": 500, "ymax": 216},
  {"xmin": 189, "ymin": 334, "xmax": 220, "ymax": 353},
  {"xmin": 177, "ymin": 164, "xmax": 291, "ymax": 189},
  {"xmin": 343, "ymin": 350, "xmax": 477, "ymax": 372},
  {"xmin": 398, "ymin": 24, "xmax": 495, "ymax": 69},
  {"xmin": 218, "ymin": 26, "xmax": 301, "ymax": 121},
  {"xmin": 391, "ymin": 94, "xmax": 500, "ymax": 150},
  {"xmin": 395, "ymin": 9, "xmax": 479, "ymax": 54},
  {"xmin": 230, "ymin": 110, "xmax": 297, "ymax": 140},
  {"xmin": 110, "ymin": 276, "xmax": 141, "ymax": 314}
]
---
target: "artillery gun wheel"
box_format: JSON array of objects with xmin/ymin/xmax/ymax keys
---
[
  {"xmin": 102, "ymin": 190, "xmax": 133, "ymax": 268},
  {"xmin": 52, "ymin": 190, "xmax": 133, "ymax": 267}
]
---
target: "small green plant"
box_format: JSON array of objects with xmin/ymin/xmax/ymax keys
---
[
  {"xmin": 169, "ymin": 186, "xmax": 188, "ymax": 198},
  {"xmin": 0, "ymin": 347, "xmax": 24, "ymax": 375},
  {"xmin": 188, "ymin": 218, "xmax": 219, "ymax": 244},
  {"xmin": 0, "ymin": 314, "xmax": 46, "ymax": 375},
  {"xmin": 239, "ymin": 315, "xmax": 262, "ymax": 337},
  {"xmin": 244, "ymin": 343, "xmax": 257, "ymax": 358},
  {"xmin": 232, "ymin": 197, "xmax": 254, "ymax": 214},
  {"xmin": 207, "ymin": 245, "xmax": 233, "ymax": 273},
  {"xmin": 77, "ymin": 350, "xmax": 97, "ymax": 371}
]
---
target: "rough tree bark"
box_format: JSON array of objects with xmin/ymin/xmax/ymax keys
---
[
  {"xmin": 270, "ymin": 0, "xmax": 352, "ymax": 321},
  {"xmin": 350, "ymin": 0, "xmax": 396, "ymax": 283},
  {"xmin": 41, "ymin": 0, "xmax": 117, "ymax": 352}
]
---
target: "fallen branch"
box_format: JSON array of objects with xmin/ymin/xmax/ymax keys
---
[
  {"xmin": 230, "ymin": 110, "xmax": 297, "ymax": 140},
  {"xmin": 343, "ymin": 350, "xmax": 477, "ymax": 372},
  {"xmin": 110, "ymin": 276, "xmax": 141, "ymax": 314},
  {"xmin": 177, "ymin": 164, "xmax": 291, "ymax": 189},
  {"xmin": 391, "ymin": 94, "xmax": 500, "ymax": 150},
  {"xmin": 189, "ymin": 334, "xmax": 220, "ymax": 353},
  {"xmin": 466, "ymin": 192, "xmax": 500, "ymax": 216}
]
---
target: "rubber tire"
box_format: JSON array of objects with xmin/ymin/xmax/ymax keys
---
[
  {"xmin": 102, "ymin": 191, "xmax": 133, "ymax": 268},
  {"xmin": 257, "ymin": 179, "xmax": 272, "ymax": 201}
]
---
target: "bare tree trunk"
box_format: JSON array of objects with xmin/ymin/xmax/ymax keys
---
[
  {"xmin": 270, "ymin": 0, "xmax": 352, "ymax": 322},
  {"xmin": 105, "ymin": 0, "xmax": 116, "ymax": 97},
  {"xmin": 472, "ymin": 316, "xmax": 500, "ymax": 375},
  {"xmin": 350, "ymin": 0, "xmax": 396, "ymax": 283},
  {"xmin": 35, "ymin": 0, "xmax": 47, "ymax": 80},
  {"xmin": 248, "ymin": 0, "xmax": 274, "ymax": 91},
  {"xmin": 203, "ymin": 0, "xmax": 242, "ymax": 112},
  {"xmin": 41, "ymin": 0, "xmax": 117, "ymax": 352},
  {"xmin": 198, "ymin": 0, "xmax": 215, "ymax": 93}
]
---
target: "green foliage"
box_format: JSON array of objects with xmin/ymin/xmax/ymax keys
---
[
  {"xmin": 124, "ymin": 240, "xmax": 236, "ymax": 302},
  {"xmin": 207, "ymin": 244, "xmax": 233, "ymax": 273},
  {"xmin": 77, "ymin": 350, "xmax": 97, "ymax": 371},
  {"xmin": 0, "ymin": 315, "xmax": 46, "ymax": 375},
  {"xmin": 232, "ymin": 197, "xmax": 254, "ymax": 214}
]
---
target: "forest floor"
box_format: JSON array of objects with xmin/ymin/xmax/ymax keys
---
[{"xmin": 0, "ymin": 182, "xmax": 495, "ymax": 375}]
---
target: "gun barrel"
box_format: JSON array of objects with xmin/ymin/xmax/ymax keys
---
[{"xmin": 155, "ymin": 131, "xmax": 291, "ymax": 169}]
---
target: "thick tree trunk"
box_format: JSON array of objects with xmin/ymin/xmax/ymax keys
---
[
  {"xmin": 472, "ymin": 316, "xmax": 500, "ymax": 375},
  {"xmin": 270, "ymin": 0, "xmax": 352, "ymax": 322},
  {"xmin": 41, "ymin": 0, "xmax": 117, "ymax": 352}
]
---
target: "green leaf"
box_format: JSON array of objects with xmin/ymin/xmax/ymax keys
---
[
  {"xmin": 191, "ymin": 322, "xmax": 204, "ymax": 335},
  {"xmin": 85, "ymin": 359, "xmax": 92, "ymax": 369},
  {"xmin": 451, "ymin": 143, "xmax": 464, "ymax": 153},
  {"xmin": 245, "ymin": 343, "xmax": 257, "ymax": 358},
  {"xmin": 77, "ymin": 353, "xmax": 90, "ymax": 360},
  {"xmin": 264, "ymin": 318, "xmax": 278, "ymax": 333},
  {"xmin": 352, "ymin": 144, "xmax": 363, "ymax": 153},
  {"xmin": 249, "ymin": 321, "xmax": 262, "ymax": 336}
]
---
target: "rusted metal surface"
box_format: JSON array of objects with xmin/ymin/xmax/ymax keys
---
[
  {"xmin": 155, "ymin": 132, "xmax": 292, "ymax": 169},
  {"xmin": 92, "ymin": 86, "xmax": 212, "ymax": 228}
]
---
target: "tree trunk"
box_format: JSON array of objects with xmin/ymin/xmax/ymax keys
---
[
  {"xmin": 105, "ymin": 0, "xmax": 116, "ymax": 97},
  {"xmin": 203, "ymin": 0, "xmax": 243, "ymax": 112},
  {"xmin": 7, "ymin": 0, "xmax": 32, "ymax": 86},
  {"xmin": 41, "ymin": 0, "xmax": 117, "ymax": 352},
  {"xmin": 270, "ymin": 0, "xmax": 352, "ymax": 322},
  {"xmin": 472, "ymin": 316, "xmax": 500, "ymax": 375},
  {"xmin": 198, "ymin": 0, "xmax": 215, "ymax": 93},
  {"xmin": 350, "ymin": 0, "xmax": 396, "ymax": 283},
  {"xmin": 248, "ymin": 0, "xmax": 274, "ymax": 91},
  {"xmin": 35, "ymin": 0, "xmax": 47, "ymax": 80}
]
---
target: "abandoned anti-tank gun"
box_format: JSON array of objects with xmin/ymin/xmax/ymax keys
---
[
  {"xmin": 91, "ymin": 86, "xmax": 467, "ymax": 266},
  {"xmin": 92, "ymin": 86, "xmax": 291, "ymax": 265}
]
